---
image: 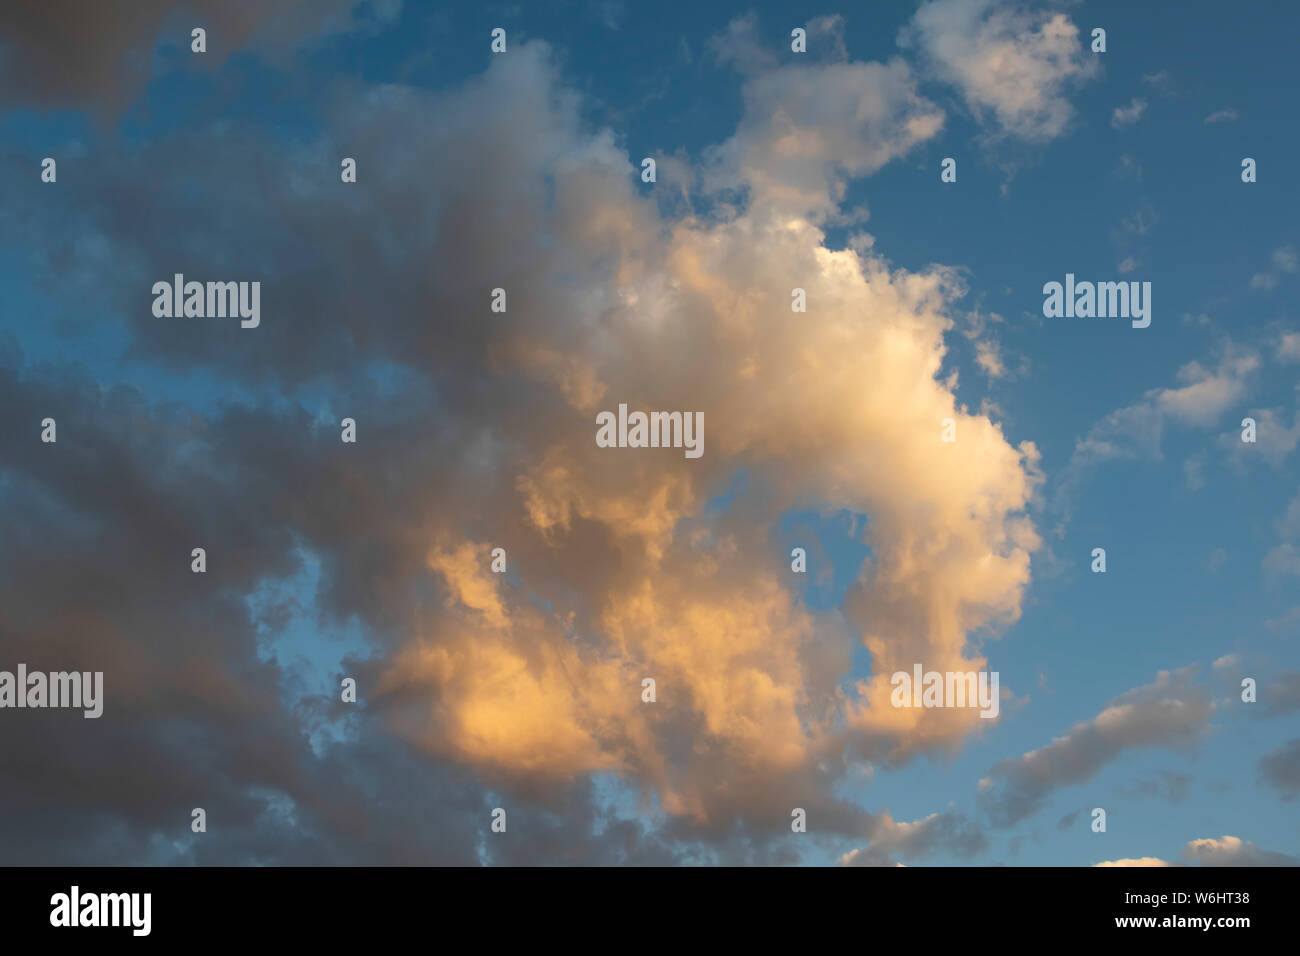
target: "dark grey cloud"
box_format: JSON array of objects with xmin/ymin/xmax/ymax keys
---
[
  {"xmin": 1117, "ymin": 770, "xmax": 1194, "ymax": 804},
  {"xmin": 1259, "ymin": 738, "xmax": 1300, "ymax": 800},
  {"xmin": 0, "ymin": 0, "xmax": 390, "ymax": 114},
  {"xmin": 1260, "ymin": 671, "xmax": 1300, "ymax": 717}
]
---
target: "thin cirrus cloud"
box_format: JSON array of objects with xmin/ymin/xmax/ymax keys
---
[{"xmin": 1051, "ymin": 345, "xmax": 1262, "ymax": 527}]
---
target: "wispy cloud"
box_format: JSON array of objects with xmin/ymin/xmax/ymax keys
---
[{"xmin": 1111, "ymin": 97, "xmax": 1148, "ymax": 128}]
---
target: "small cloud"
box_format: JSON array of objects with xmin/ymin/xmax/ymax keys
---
[
  {"xmin": 1095, "ymin": 857, "xmax": 1173, "ymax": 867},
  {"xmin": 1204, "ymin": 108, "xmax": 1239, "ymax": 124},
  {"xmin": 1259, "ymin": 739, "xmax": 1300, "ymax": 799},
  {"xmin": 900, "ymin": 0, "xmax": 1099, "ymax": 142},
  {"xmin": 1257, "ymin": 672, "xmax": 1300, "ymax": 717},
  {"xmin": 1118, "ymin": 256, "xmax": 1139, "ymax": 274},
  {"xmin": 1121, "ymin": 201, "xmax": 1158, "ymax": 237},
  {"xmin": 975, "ymin": 340, "xmax": 1006, "ymax": 379},
  {"xmin": 1265, "ymin": 544, "xmax": 1300, "ymax": 575},
  {"xmin": 1101, "ymin": 834, "xmax": 1300, "ymax": 867},
  {"xmin": 1141, "ymin": 70, "xmax": 1174, "ymax": 93},
  {"xmin": 587, "ymin": 0, "xmax": 626, "ymax": 31},
  {"xmin": 1114, "ymin": 154, "xmax": 1142, "ymax": 180},
  {"xmin": 1183, "ymin": 835, "xmax": 1298, "ymax": 866},
  {"xmin": 1056, "ymin": 807, "xmax": 1083, "ymax": 830},
  {"xmin": 1111, "ymin": 97, "xmax": 1148, "ymax": 129},
  {"xmin": 1249, "ymin": 244, "xmax": 1296, "ymax": 292},
  {"xmin": 1264, "ymin": 489, "xmax": 1300, "ymax": 575},
  {"xmin": 1266, "ymin": 606, "xmax": 1300, "ymax": 631}
]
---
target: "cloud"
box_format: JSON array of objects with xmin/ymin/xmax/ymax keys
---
[
  {"xmin": 1114, "ymin": 154, "xmax": 1142, "ymax": 180},
  {"xmin": 838, "ymin": 808, "xmax": 987, "ymax": 866},
  {"xmin": 1257, "ymin": 672, "xmax": 1300, "ymax": 717},
  {"xmin": 587, "ymin": 0, "xmax": 626, "ymax": 32},
  {"xmin": 706, "ymin": 16, "xmax": 944, "ymax": 219},
  {"xmin": 0, "ymin": 33, "xmax": 1041, "ymax": 860},
  {"xmin": 1118, "ymin": 770, "xmax": 1193, "ymax": 804},
  {"xmin": 1110, "ymin": 97, "xmax": 1148, "ymax": 129},
  {"xmin": 901, "ymin": 0, "xmax": 1098, "ymax": 142},
  {"xmin": 1182, "ymin": 835, "xmax": 1297, "ymax": 866},
  {"xmin": 1055, "ymin": 345, "xmax": 1259, "ymax": 521},
  {"xmin": 1221, "ymin": 406, "xmax": 1300, "ymax": 468},
  {"xmin": 1265, "ymin": 546, "xmax": 1300, "ymax": 575},
  {"xmin": 1203, "ymin": 109, "xmax": 1239, "ymax": 124},
  {"xmin": 1096, "ymin": 835, "xmax": 1298, "ymax": 867},
  {"xmin": 0, "ymin": 0, "xmax": 388, "ymax": 115},
  {"xmin": 1264, "ymin": 489, "xmax": 1300, "ymax": 575},
  {"xmin": 1265, "ymin": 607, "xmax": 1300, "ymax": 631},
  {"xmin": 1120, "ymin": 201, "xmax": 1159, "ymax": 237},
  {"xmin": 1094, "ymin": 857, "xmax": 1172, "ymax": 867},
  {"xmin": 975, "ymin": 340, "xmax": 1006, "ymax": 379},
  {"xmin": 1141, "ymin": 71, "xmax": 1174, "ymax": 92},
  {"xmin": 1156, "ymin": 353, "xmax": 1260, "ymax": 426},
  {"xmin": 1259, "ymin": 739, "xmax": 1300, "ymax": 799},
  {"xmin": 978, "ymin": 668, "xmax": 1212, "ymax": 827},
  {"xmin": 1273, "ymin": 245, "xmax": 1299, "ymax": 273},
  {"xmin": 1250, "ymin": 244, "xmax": 1298, "ymax": 291}
]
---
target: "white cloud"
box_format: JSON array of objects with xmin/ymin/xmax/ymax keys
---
[
  {"xmin": 1094, "ymin": 857, "xmax": 1172, "ymax": 867},
  {"xmin": 1141, "ymin": 70, "xmax": 1174, "ymax": 92},
  {"xmin": 1250, "ymin": 244, "xmax": 1296, "ymax": 291},
  {"xmin": 1111, "ymin": 97, "xmax": 1147, "ymax": 129},
  {"xmin": 1264, "ymin": 489, "xmax": 1300, "ymax": 575},
  {"xmin": 1096, "ymin": 835, "xmax": 1299, "ymax": 867},
  {"xmin": 1055, "ymin": 345, "xmax": 1259, "ymax": 522},
  {"xmin": 1114, "ymin": 154, "xmax": 1142, "ymax": 180},
  {"xmin": 706, "ymin": 17, "xmax": 944, "ymax": 219},
  {"xmin": 1203, "ymin": 108, "xmax": 1239, "ymax": 124},
  {"xmin": 1279, "ymin": 332, "xmax": 1300, "ymax": 363},
  {"xmin": 975, "ymin": 339, "xmax": 1006, "ymax": 379},
  {"xmin": 1272, "ymin": 245, "xmax": 1298, "ymax": 273},
  {"xmin": 1223, "ymin": 406, "xmax": 1300, "ymax": 467},
  {"xmin": 901, "ymin": 0, "xmax": 1098, "ymax": 142}
]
